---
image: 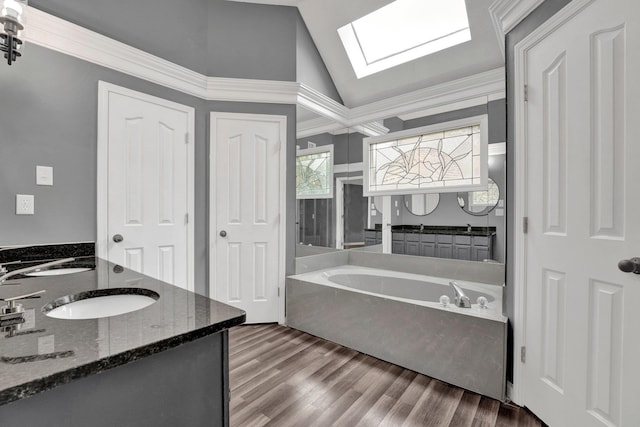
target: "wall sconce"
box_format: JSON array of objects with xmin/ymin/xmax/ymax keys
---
[{"xmin": 0, "ymin": 0, "xmax": 27, "ymax": 65}]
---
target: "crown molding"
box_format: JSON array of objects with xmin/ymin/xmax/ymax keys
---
[
  {"xmin": 26, "ymin": 7, "xmax": 209, "ymax": 99},
  {"xmin": 26, "ymin": 6, "xmax": 504, "ymax": 138},
  {"xmin": 489, "ymin": 0, "xmax": 545, "ymax": 58},
  {"xmin": 347, "ymin": 68, "xmax": 505, "ymax": 125}
]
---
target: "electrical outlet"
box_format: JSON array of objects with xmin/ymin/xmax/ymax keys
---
[{"xmin": 16, "ymin": 194, "xmax": 34, "ymax": 215}]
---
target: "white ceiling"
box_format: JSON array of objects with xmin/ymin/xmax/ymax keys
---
[{"xmin": 226, "ymin": 0, "xmax": 504, "ymax": 109}]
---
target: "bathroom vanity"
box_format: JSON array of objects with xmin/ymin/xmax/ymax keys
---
[
  {"xmin": 365, "ymin": 225, "xmax": 496, "ymax": 261},
  {"xmin": 0, "ymin": 247, "xmax": 245, "ymax": 427}
]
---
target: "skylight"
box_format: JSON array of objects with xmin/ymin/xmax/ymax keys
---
[{"xmin": 338, "ymin": 0, "xmax": 471, "ymax": 79}]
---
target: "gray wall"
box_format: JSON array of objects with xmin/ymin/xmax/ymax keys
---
[
  {"xmin": 207, "ymin": 1, "xmax": 298, "ymax": 81},
  {"xmin": 504, "ymin": 0, "xmax": 573, "ymax": 381},
  {"xmin": 30, "ymin": 0, "xmax": 301, "ymax": 82},
  {"xmin": 295, "ymin": 14, "xmax": 342, "ymax": 103},
  {"xmin": 0, "ymin": 3, "xmax": 299, "ymax": 295},
  {"xmin": 30, "ymin": 0, "xmax": 209, "ymax": 74}
]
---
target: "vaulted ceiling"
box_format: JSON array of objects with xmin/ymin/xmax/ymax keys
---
[{"xmin": 226, "ymin": 0, "xmax": 504, "ymax": 109}]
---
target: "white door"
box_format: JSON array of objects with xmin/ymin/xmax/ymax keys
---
[
  {"xmin": 209, "ymin": 112, "xmax": 286, "ymax": 323},
  {"xmin": 98, "ymin": 82, "xmax": 195, "ymax": 291},
  {"xmin": 521, "ymin": 0, "xmax": 640, "ymax": 425}
]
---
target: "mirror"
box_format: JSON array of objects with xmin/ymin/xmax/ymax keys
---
[
  {"xmin": 457, "ymin": 178, "xmax": 500, "ymax": 216},
  {"xmin": 403, "ymin": 194, "xmax": 440, "ymax": 216},
  {"xmin": 295, "ymin": 100, "xmax": 506, "ymax": 262}
]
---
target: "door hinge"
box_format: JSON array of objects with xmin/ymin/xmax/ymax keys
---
[
  {"xmin": 524, "ymin": 84, "xmax": 528, "ymax": 102},
  {"xmin": 522, "ymin": 217, "xmax": 529, "ymax": 234},
  {"xmin": 277, "ymin": 287, "xmax": 280, "ymax": 297},
  {"xmin": 521, "ymin": 346, "xmax": 526, "ymax": 363},
  {"xmin": 184, "ymin": 213, "xmax": 189, "ymax": 224},
  {"xmin": 185, "ymin": 132, "xmax": 189, "ymax": 144}
]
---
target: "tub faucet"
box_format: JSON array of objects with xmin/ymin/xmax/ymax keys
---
[
  {"xmin": 449, "ymin": 281, "xmax": 471, "ymax": 308},
  {"xmin": 0, "ymin": 258, "xmax": 75, "ymax": 284}
]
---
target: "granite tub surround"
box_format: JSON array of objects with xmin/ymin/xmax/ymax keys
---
[
  {"xmin": 286, "ymin": 273, "xmax": 507, "ymax": 401},
  {"xmin": 0, "ymin": 257, "xmax": 246, "ymax": 407},
  {"xmin": 286, "ymin": 250, "xmax": 507, "ymax": 400}
]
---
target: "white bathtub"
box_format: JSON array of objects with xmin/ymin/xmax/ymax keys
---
[
  {"xmin": 292, "ymin": 265, "xmax": 505, "ymax": 322},
  {"xmin": 286, "ymin": 264, "xmax": 507, "ymax": 400}
]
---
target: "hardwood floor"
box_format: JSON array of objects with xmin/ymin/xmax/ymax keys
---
[{"xmin": 229, "ymin": 324, "xmax": 544, "ymax": 427}]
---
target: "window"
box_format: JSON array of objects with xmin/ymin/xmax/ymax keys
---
[
  {"xmin": 296, "ymin": 145, "xmax": 334, "ymax": 199},
  {"xmin": 364, "ymin": 115, "xmax": 488, "ymax": 196},
  {"xmin": 338, "ymin": 0, "xmax": 471, "ymax": 78}
]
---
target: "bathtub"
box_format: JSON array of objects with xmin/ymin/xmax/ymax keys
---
[{"xmin": 286, "ymin": 265, "xmax": 507, "ymax": 400}]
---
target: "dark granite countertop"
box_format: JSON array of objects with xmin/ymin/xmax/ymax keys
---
[
  {"xmin": 0, "ymin": 256, "xmax": 245, "ymax": 406},
  {"xmin": 364, "ymin": 225, "xmax": 496, "ymax": 237}
]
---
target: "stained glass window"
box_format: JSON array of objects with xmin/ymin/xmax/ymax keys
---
[
  {"xmin": 364, "ymin": 116, "xmax": 488, "ymax": 195},
  {"xmin": 296, "ymin": 145, "xmax": 334, "ymax": 199}
]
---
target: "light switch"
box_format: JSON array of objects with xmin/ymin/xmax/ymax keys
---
[
  {"xmin": 16, "ymin": 194, "xmax": 34, "ymax": 215},
  {"xmin": 37, "ymin": 165, "xmax": 53, "ymax": 186},
  {"xmin": 498, "ymin": 199, "xmax": 504, "ymax": 208},
  {"xmin": 495, "ymin": 208, "xmax": 504, "ymax": 217}
]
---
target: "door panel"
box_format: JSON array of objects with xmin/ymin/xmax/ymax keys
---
[
  {"xmin": 211, "ymin": 113, "xmax": 285, "ymax": 324},
  {"xmin": 105, "ymin": 88, "xmax": 192, "ymax": 290},
  {"xmin": 522, "ymin": 1, "xmax": 640, "ymax": 425}
]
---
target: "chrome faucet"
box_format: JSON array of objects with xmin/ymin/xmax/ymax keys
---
[
  {"xmin": 449, "ymin": 281, "xmax": 471, "ymax": 308},
  {"xmin": 0, "ymin": 257, "xmax": 75, "ymax": 284}
]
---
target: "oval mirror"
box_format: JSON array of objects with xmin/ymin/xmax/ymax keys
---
[
  {"xmin": 403, "ymin": 193, "xmax": 440, "ymax": 216},
  {"xmin": 373, "ymin": 196, "xmax": 384, "ymax": 213},
  {"xmin": 457, "ymin": 178, "xmax": 500, "ymax": 216}
]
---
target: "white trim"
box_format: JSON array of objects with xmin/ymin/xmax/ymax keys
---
[
  {"xmin": 511, "ymin": 0, "xmax": 595, "ymax": 405},
  {"xmin": 296, "ymin": 145, "xmax": 334, "ymax": 200},
  {"xmin": 96, "ymin": 81, "xmax": 195, "ymax": 291},
  {"xmin": 335, "ymin": 175, "xmax": 365, "ymax": 250},
  {"xmin": 334, "ymin": 163, "xmax": 363, "ymax": 174},
  {"xmin": 349, "ymin": 68, "xmax": 505, "ymax": 125},
  {"xmin": 489, "ymin": 142, "xmax": 506, "ymax": 156},
  {"xmin": 26, "ymin": 6, "xmax": 504, "ymax": 135},
  {"xmin": 363, "ymin": 115, "xmax": 489, "ymax": 196},
  {"xmin": 489, "ymin": 0, "xmax": 546, "ymax": 59},
  {"xmin": 209, "ymin": 112, "xmax": 287, "ymax": 325}
]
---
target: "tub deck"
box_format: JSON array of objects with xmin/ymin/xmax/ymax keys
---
[{"xmin": 286, "ymin": 265, "xmax": 507, "ymax": 401}]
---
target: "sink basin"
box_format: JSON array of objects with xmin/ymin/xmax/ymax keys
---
[
  {"xmin": 26, "ymin": 267, "xmax": 92, "ymax": 277},
  {"xmin": 42, "ymin": 288, "xmax": 159, "ymax": 320}
]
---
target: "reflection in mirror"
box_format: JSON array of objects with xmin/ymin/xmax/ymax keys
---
[
  {"xmin": 404, "ymin": 193, "xmax": 440, "ymax": 216},
  {"xmin": 372, "ymin": 196, "xmax": 383, "ymax": 213},
  {"xmin": 295, "ymin": 101, "xmax": 506, "ymax": 262},
  {"xmin": 457, "ymin": 178, "xmax": 500, "ymax": 216}
]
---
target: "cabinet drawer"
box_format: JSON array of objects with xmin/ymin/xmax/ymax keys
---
[
  {"xmin": 472, "ymin": 236, "xmax": 491, "ymax": 246},
  {"xmin": 436, "ymin": 234, "xmax": 453, "ymax": 244},
  {"xmin": 420, "ymin": 234, "xmax": 436, "ymax": 243},
  {"xmin": 405, "ymin": 233, "xmax": 420, "ymax": 242},
  {"xmin": 454, "ymin": 235, "xmax": 471, "ymax": 245},
  {"xmin": 392, "ymin": 232, "xmax": 405, "ymax": 241}
]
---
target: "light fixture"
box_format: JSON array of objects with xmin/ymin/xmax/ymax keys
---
[{"xmin": 0, "ymin": 0, "xmax": 27, "ymax": 65}]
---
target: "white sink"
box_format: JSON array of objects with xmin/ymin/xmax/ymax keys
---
[
  {"xmin": 27, "ymin": 267, "xmax": 92, "ymax": 277},
  {"xmin": 43, "ymin": 289, "xmax": 159, "ymax": 320}
]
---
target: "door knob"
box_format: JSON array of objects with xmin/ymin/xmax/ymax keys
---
[
  {"xmin": 219, "ymin": 230, "xmax": 227, "ymax": 238},
  {"xmin": 618, "ymin": 257, "xmax": 640, "ymax": 274},
  {"xmin": 113, "ymin": 234, "xmax": 124, "ymax": 243}
]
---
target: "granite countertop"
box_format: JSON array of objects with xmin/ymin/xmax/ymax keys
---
[
  {"xmin": 0, "ymin": 256, "xmax": 245, "ymax": 406},
  {"xmin": 365, "ymin": 225, "xmax": 496, "ymax": 237}
]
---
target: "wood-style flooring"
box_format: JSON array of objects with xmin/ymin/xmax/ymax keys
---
[{"xmin": 229, "ymin": 324, "xmax": 544, "ymax": 427}]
